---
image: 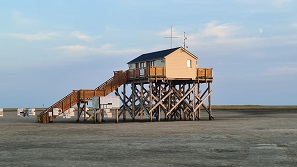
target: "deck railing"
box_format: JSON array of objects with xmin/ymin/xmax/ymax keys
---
[
  {"xmin": 127, "ymin": 67, "xmax": 213, "ymax": 80},
  {"xmin": 39, "ymin": 70, "xmax": 129, "ymax": 123},
  {"xmin": 128, "ymin": 67, "xmax": 166, "ymax": 79},
  {"xmin": 197, "ymin": 68, "xmax": 213, "ymax": 79}
]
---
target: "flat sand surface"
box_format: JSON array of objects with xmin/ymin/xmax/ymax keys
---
[{"xmin": 0, "ymin": 110, "xmax": 297, "ymax": 167}]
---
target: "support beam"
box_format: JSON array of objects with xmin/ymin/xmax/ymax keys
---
[
  {"xmin": 148, "ymin": 90, "xmax": 173, "ymax": 114},
  {"xmin": 167, "ymin": 85, "xmax": 196, "ymax": 117},
  {"xmin": 149, "ymin": 81, "xmax": 153, "ymax": 122},
  {"xmin": 208, "ymin": 82, "xmax": 213, "ymax": 120}
]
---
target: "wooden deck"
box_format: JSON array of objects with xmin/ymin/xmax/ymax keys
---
[{"xmin": 127, "ymin": 67, "xmax": 213, "ymax": 83}]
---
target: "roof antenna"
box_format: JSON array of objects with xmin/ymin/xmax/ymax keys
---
[
  {"xmin": 164, "ymin": 26, "xmax": 178, "ymax": 49},
  {"xmin": 184, "ymin": 32, "xmax": 188, "ymax": 49}
]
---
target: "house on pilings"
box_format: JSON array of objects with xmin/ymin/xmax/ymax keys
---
[
  {"xmin": 119, "ymin": 47, "xmax": 214, "ymax": 121},
  {"xmin": 38, "ymin": 47, "xmax": 214, "ymax": 123}
]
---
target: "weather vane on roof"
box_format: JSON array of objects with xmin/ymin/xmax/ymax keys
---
[{"xmin": 164, "ymin": 26, "xmax": 178, "ymax": 49}]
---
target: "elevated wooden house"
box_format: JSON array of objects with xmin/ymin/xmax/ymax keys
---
[
  {"xmin": 126, "ymin": 47, "xmax": 212, "ymax": 83},
  {"xmin": 128, "ymin": 47, "xmax": 198, "ymax": 80},
  {"xmin": 119, "ymin": 47, "xmax": 214, "ymax": 121},
  {"xmin": 39, "ymin": 47, "xmax": 213, "ymax": 123}
]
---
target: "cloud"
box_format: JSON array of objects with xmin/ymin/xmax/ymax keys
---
[
  {"xmin": 236, "ymin": 0, "xmax": 293, "ymax": 5},
  {"xmin": 54, "ymin": 45, "xmax": 90, "ymax": 53},
  {"xmin": 70, "ymin": 31, "xmax": 101, "ymax": 42},
  {"xmin": 270, "ymin": 0, "xmax": 293, "ymax": 6},
  {"xmin": 53, "ymin": 44, "xmax": 143, "ymax": 56},
  {"xmin": 1, "ymin": 32, "xmax": 59, "ymax": 41},
  {"xmin": 292, "ymin": 23, "xmax": 297, "ymax": 29},
  {"xmin": 200, "ymin": 21, "xmax": 238, "ymax": 39},
  {"xmin": 186, "ymin": 21, "xmax": 258, "ymax": 49},
  {"xmin": 263, "ymin": 66, "xmax": 297, "ymax": 76},
  {"xmin": 11, "ymin": 11, "xmax": 35, "ymax": 26},
  {"xmin": 235, "ymin": 0, "xmax": 294, "ymax": 10},
  {"xmin": 157, "ymin": 27, "xmax": 182, "ymax": 37}
]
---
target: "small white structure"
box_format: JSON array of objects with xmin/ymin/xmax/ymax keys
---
[
  {"xmin": 104, "ymin": 109, "xmax": 113, "ymax": 118},
  {"xmin": 0, "ymin": 108, "xmax": 3, "ymax": 117},
  {"xmin": 92, "ymin": 96, "xmax": 120, "ymax": 119},
  {"xmin": 28, "ymin": 108, "xmax": 35, "ymax": 116},
  {"xmin": 53, "ymin": 108, "xmax": 62, "ymax": 116},
  {"xmin": 68, "ymin": 108, "xmax": 75, "ymax": 117},
  {"xmin": 93, "ymin": 96, "xmax": 120, "ymax": 109},
  {"xmin": 17, "ymin": 108, "xmax": 24, "ymax": 116},
  {"xmin": 63, "ymin": 108, "xmax": 75, "ymax": 119},
  {"xmin": 17, "ymin": 108, "xmax": 30, "ymax": 117}
]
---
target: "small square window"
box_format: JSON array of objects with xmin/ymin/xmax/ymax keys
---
[{"xmin": 187, "ymin": 59, "xmax": 191, "ymax": 68}]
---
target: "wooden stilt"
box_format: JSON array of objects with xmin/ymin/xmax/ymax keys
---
[
  {"xmin": 140, "ymin": 83, "xmax": 144, "ymax": 121},
  {"xmin": 94, "ymin": 109, "xmax": 97, "ymax": 124},
  {"xmin": 193, "ymin": 82, "xmax": 196, "ymax": 121},
  {"xmin": 149, "ymin": 81, "xmax": 153, "ymax": 122},
  {"xmin": 208, "ymin": 82, "xmax": 213, "ymax": 120},
  {"xmin": 132, "ymin": 83, "xmax": 136, "ymax": 121},
  {"xmin": 116, "ymin": 109, "xmax": 119, "ymax": 123},
  {"xmin": 197, "ymin": 82, "xmax": 201, "ymax": 120},
  {"xmin": 83, "ymin": 100, "xmax": 87, "ymax": 122},
  {"xmin": 123, "ymin": 84, "xmax": 126, "ymax": 122},
  {"xmin": 158, "ymin": 82, "xmax": 161, "ymax": 122},
  {"xmin": 98, "ymin": 109, "xmax": 102, "ymax": 123},
  {"xmin": 76, "ymin": 102, "xmax": 81, "ymax": 122}
]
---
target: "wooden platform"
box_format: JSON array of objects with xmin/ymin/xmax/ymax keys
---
[{"xmin": 127, "ymin": 67, "xmax": 213, "ymax": 83}]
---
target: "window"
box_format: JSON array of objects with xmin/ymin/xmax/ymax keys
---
[
  {"xmin": 140, "ymin": 62, "xmax": 145, "ymax": 68},
  {"xmin": 150, "ymin": 61, "xmax": 155, "ymax": 66},
  {"xmin": 136, "ymin": 63, "xmax": 139, "ymax": 68},
  {"xmin": 187, "ymin": 59, "xmax": 192, "ymax": 68}
]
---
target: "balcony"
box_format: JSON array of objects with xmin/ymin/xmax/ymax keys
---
[{"xmin": 127, "ymin": 67, "xmax": 213, "ymax": 82}]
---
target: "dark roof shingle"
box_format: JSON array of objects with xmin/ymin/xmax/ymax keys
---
[{"xmin": 127, "ymin": 47, "xmax": 180, "ymax": 64}]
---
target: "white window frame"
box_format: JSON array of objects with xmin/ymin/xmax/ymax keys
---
[{"xmin": 187, "ymin": 59, "xmax": 192, "ymax": 68}]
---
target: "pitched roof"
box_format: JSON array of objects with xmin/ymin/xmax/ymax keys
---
[{"xmin": 127, "ymin": 47, "xmax": 180, "ymax": 64}]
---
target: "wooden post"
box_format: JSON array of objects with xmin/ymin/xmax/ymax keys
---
[
  {"xmin": 101, "ymin": 109, "xmax": 104, "ymax": 122},
  {"xmin": 123, "ymin": 84, "xmax": 126, "ymax": 122},
  {"xmin": 182, "ymin": 84, "xmax": 186, "ymax": 121},
  {"xmin": 140, "ymin": 83, "xmax": 144, "ymax": 121},
  {"xmin": 94, "ymin": 109, "xmax": 97, "ymax": 124},
  {"xmin": 158, "ymin": 82, "xmax": 161, "ymax": 122},
  {"xmin": 193, "ymin": 82, "xmax": 196, "ymax": 121},
  {"xmin": 177, "ymin": 85, "xmax": 182, "ymax": 121},
  {"xmin": 116, "ymin": 109, "xmax": 119, "ymax": 123},
  {"xmin": 76, "ymin": 102, "xmax": 81, "ymax": 122},
  {"xmin": 83, "ymin": 100, "xmax": 87, "ymax": 122},
  {"xmin": 132, "ymin": 83, "xmax": 135, "ymax": 121},
  {"xmin": 149, "ymin": 81, "xmax": 153, "ymax": 122},
  {"xmin": 208, "ymin": 82, "xmax": 213, "ymax": 120},
  {"xmin": 98, "ymin": 109, "xmax": 102, "ymax": 123},
  {"xmin": 197, "ymin": 82, "xmax": 201, "ymax": 120},
  {"xmin": 168, "ymin": 82, "xmax": 171, "ymax": 121}
]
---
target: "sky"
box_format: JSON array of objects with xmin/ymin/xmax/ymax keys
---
[{"xmin": 0, "ymin": 0, "xmax": 297, "ymax": 108}]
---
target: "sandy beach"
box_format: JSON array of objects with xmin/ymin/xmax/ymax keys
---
[{"xmin": 0, "ymin": 110, "xmax": 296, "ymax": 166}]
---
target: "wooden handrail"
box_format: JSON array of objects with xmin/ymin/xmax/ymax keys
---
[
  {"xmin": 197, "ymin": 68, "xmax": 213, "ymax": 79},
  {"xmin": 39, "ymin": 70, "xmax": 129, "ymax": 123},
  {"xmin": 128, "ymin": 67, "xmax": 166, "ymax": 79}
]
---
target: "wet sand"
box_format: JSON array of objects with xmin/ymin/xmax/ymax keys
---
[{"xmin": 0, "ymin": 110, "xmax": 296, "ymax": 166}]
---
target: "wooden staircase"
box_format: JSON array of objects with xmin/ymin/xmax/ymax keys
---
[{"xmin": 39, "ymin": 70, "xmax": 128, "ymax": 123}]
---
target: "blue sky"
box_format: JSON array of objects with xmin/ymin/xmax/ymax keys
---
[{"xmin": 1, "ymin": 0, "xmax": 297, "ymax": 108}]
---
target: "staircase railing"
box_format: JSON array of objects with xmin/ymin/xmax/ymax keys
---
[{"xmin": 39, "ymin": 70, "xmax": 128, "ymax": 123}]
